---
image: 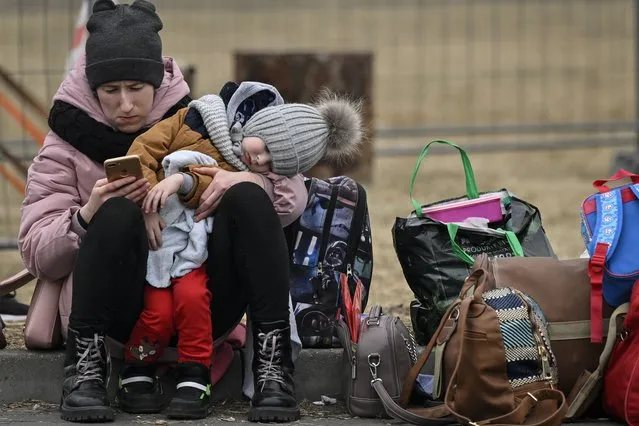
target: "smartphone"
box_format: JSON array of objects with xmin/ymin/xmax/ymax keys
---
[{"xmin": 104, "ymin": 155, "xmax": 144, "ymax": 183}]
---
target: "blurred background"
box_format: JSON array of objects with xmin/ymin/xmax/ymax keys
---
[{"xmin": 0, "ymin": 0, "xmax": 636, "ymax": 312}]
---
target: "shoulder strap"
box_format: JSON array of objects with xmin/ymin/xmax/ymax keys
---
[
  {"xmin": 588, "ymin": 189, "xmax": 623, "ymax": 343},
  {"xmin": 590, "ymin": 190, "xmax": 623, "ymax": 259}
]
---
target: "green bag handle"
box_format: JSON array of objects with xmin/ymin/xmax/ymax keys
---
[
  {"xmin": 447, "ymin": 223, "xmax": 524, "ymax": 265},
  {"xmin": 410, "ymin": 140, "xmax": 479, "ymax": 218}
]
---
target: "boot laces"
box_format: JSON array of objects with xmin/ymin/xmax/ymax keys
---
[
  {"xmin": 256, "ymin": 329, "xmax": 285, "ymax": 390},
  {"xmin": 75, "ymin": 333, "xmax": 110, "ymax": 385}
]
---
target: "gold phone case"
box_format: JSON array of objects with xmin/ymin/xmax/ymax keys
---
[{"xmin": 103, "ymin": 155, "xmax": 144, "ymax": 183}]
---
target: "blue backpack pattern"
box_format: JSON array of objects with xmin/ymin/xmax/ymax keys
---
[
  {"xmin": 289, "ymin": 176, "xmax": 373, "ymax": 348},
  {"xmin": 580, "ymin": 169, "xmax": 639, "ymax": 343}
]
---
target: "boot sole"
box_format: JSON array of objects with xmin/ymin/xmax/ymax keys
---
[
  {"xmin": 165, "ymin": 405, "xmax": 210, "ymax": 420},
  {"xmin": 60, "ymin": 403, "xmax": 114, "ymax": 423},
  {"xmin": 248, "ymin": 406, "xmax": 301, "ymax": 423},
  {"xmin": 119, "ymin": 400, "xmax": 165, "ymax": 414}
]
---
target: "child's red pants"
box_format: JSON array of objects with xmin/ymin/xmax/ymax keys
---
[{"xmin": 124, "ymin": 265, "xmax": 213, "ymax": 367}]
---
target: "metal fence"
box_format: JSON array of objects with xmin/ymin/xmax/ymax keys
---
[{"xmin": 0, "ymin": 0, "xmax": 636, "ymax": 243}]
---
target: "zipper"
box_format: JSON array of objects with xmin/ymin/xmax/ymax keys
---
[
  {"xmin": 315, "ymin": 185, "xmax": 339, "ymax": 278},
  {"xmin": 351, "ymin": 355, "xmax": 357, "ymax": 379},
  {"xmin": 531, "ymin": 310, "xmax": 554, "ymax": 384},
  {"xmin": 542, "ymin": 349, "xmax": 552, "ymax": 381}
]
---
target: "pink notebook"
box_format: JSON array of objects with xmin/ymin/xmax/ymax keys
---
[{"xmin": 422, "ymin": 193, "xmax": 503, "ymax": 224}]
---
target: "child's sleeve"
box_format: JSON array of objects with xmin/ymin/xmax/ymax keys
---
[
  {"xmin": 127, "ymin": 108, "xmax": 189, "ymax": 187},
  {"xmin": 259, "ymin": 172, "xmax": 308, "ymax": 227}
]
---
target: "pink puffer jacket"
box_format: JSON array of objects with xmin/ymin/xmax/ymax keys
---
[
  {"xmin": 18, "ymin": 56, "xmax": 306, "ymax": 349},
  {"xmin": 18, "ymin": 55, "xmax": 191, "ymax": 348}
]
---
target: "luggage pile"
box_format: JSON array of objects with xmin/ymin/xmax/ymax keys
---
[{"xmin": 330, "ymin": 139, "xmax": 639, "ymax": 426}]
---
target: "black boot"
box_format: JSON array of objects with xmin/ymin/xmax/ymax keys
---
[
  {"xmin": 248, "ymin": 320, "xmax": 300, "ymax": 423},
  {"xmin": 60, "ymin": 327, "xmax": 113, "ymax": 422},
  {"xmin": 164, "ymin": 362, "xmax": 212, "ymax": 420},
  {"xmin": 117, "ymin": 363, "xmax": 164, "ymax": 414}
]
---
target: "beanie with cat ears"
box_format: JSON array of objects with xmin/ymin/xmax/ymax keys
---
[{"xmin": 85, "ymin": 0, "xmax": 164, "ymax": 90}]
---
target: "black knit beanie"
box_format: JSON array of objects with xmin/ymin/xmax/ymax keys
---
[{"xmin": 85, "ymin": 0, "xmax": 164, "ymax": 90}]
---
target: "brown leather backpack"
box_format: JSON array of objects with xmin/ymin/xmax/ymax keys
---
[{"xmin": 372, "ymin": 267, "xmax": 567, "ymax": 426}]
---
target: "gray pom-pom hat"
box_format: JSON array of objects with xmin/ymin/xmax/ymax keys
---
[{"xmin": 231, "ymin": 91, "xmax": 365, "ymax": 177}]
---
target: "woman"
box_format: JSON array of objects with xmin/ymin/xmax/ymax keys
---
[{"xmin": 18, "ymin": 0, "xmax": 305, "ymax": 423}]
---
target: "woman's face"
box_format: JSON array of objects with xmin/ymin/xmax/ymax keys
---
[{"xmin": 96, "ymin": 81, "xmax": 154, "ymax": 133}]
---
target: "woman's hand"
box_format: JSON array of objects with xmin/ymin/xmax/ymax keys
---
[
  {"xmin": 192, "ymin": 168, "xmax": 263, "ymax": 222},
  {"xmin": 143, "ymin": 174, "xmax": 183, "ymax": 214},
  {"xmin": 79, "ymin": 176, "xmax": 149, "ymax": 223}
]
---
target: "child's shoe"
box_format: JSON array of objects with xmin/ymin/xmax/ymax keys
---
[
  {"xmin": 117, "ymin": 363, "xmax": 164, "ymax": 414},
  {"xmin": 165, "ymin": 362, "xmax": 211, "ymax": 419}
]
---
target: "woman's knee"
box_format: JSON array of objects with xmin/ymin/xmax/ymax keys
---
[{"xmin": 218, "ymin": 182, "xmax": 273, "ymax": 214}]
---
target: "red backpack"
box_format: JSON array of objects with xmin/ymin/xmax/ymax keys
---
[{"xmin": 603, "ymin": 283, "xmax": 639, "ymax": 424}]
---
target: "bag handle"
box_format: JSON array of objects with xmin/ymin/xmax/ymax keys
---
[
  {"xmin": 592, "ymin": 169, "xmax": 639, "ymax": 193},
  {"xmin": 410, "ymin": 140, "xmax": 479, "ymax": 218},
  {"xmin": 447, "ymin": 223, "xmax": 524, "ymax": 265}
]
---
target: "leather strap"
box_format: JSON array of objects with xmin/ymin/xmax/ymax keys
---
[
  {"xmin": 448, "ymin": 388, "xmax": 567, "ymax": 426},
  {"xmin": 0, "ymin": 268, "xmax": 34, "ymax": 297},
  {"xmin": 400, "ymin": 298, "xmax": 463, "ymax": 405},
  {"xmin": 372, "ymin": 379, "xmax": 456, "ymax": 425}
]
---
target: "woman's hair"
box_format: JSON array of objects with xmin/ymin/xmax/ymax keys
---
[{"xmin": 85, "ymin": 0, "xmax": 164, "ymax": 90}]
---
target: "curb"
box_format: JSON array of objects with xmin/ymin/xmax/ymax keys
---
[{"xmin": 0, "ymin": 348, "xmax": 343, "ymax": 404}]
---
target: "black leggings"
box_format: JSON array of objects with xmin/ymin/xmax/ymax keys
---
[{"xmin": 69, "ymin": 182, "xmax": 291, "ymax": 343}]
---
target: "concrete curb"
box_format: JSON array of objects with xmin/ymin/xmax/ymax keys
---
[{"xmin": 0, "ymin": 348, "xmax": 343, "ymax": 404}]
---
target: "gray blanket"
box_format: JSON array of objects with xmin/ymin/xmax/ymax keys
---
[{"xmin": 146, "ymin": 150, "xmax": 216, "ymax": 288}]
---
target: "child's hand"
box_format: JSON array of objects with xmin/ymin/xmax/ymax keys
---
[
  {"xmin": 143, "ymin": 174, "xmax": 184, "ymax": 214},
  {"xmin": 144, "ymin": 211, "xmax": 165, "ymax": 250}
]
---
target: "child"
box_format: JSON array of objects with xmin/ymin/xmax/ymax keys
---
[{"xmin": 118, "ymin": 82, "xmax": 364, "ymax": 420}]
